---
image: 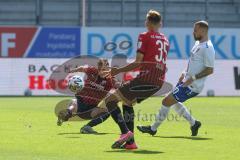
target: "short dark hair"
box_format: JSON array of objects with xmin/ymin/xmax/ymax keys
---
[
  {"xmin": 195, "ymin": 20, "xmax": 209, "ymax": 31},
  {"xmin": 146, "ymin": 9, "xmax": 161, "ymax": 24}
]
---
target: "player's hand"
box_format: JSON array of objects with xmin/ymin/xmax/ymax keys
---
[
  {"xmin": 99, "ymin": 69, "xmax": 111, "ymax": 78},
  {"xmin": 178, "ymin": 73, "xmax": 185, "ymax": 84},
  {"xmin": 111, "ymin": 67, "xmax": 121, "ymax": 76},
  {"xmin": 182, "ymin": 77, "xmax": 193, "ymax": 87}
]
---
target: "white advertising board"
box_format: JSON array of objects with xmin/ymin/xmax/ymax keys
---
[{"xmin": 0, "ymin": 59, "xmax": 239, "ymax": 96}]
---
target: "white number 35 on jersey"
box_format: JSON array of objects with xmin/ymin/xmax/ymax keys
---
[{"xmin": 155, "ymin": 40, "xmax": 167, "ymax": 64}]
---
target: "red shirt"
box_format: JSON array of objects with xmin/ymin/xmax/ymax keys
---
[
  {"xmin": 136, "ymin": 31, "xmax": 169, "ymax": 85},
  {"xmin": 76, "ymin": 67, "xmax": 115, "ymax": 105}
]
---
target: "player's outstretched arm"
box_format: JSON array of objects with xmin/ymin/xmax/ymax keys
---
[
  {"xmin": 69, "ymin": 66, "xmax": 86, "ymax": 73},
  {"xmin": 111, "ymin": 52, "xmax": 144, "ymax": 76}
]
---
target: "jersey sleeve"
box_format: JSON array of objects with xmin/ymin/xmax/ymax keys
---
[
  {"xmin": 203, "ymin": 47, "xmax": 215, "ymax": 68},
  {"xmin": 137, "ymin": 33, "xmax": 148, "ymax": 55}
]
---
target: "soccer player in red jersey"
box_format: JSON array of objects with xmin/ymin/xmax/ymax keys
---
[
  {"xmin": 98, "ymin": 10, "xmax": 170, "ymax": 149},
  {"xmin": 57, "ymin": 59, "xmax": 131, "ymax": 134}
]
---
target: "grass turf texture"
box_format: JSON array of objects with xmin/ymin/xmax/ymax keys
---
[{"xmin": 0, "ymin": 97, "xmax": 239, "ymax": 160}]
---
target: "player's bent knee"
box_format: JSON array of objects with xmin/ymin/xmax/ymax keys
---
[
  {"xmin": 162, "ymin": 97, "xmax": 168, "ymax": 106},
  {"xmin": 162, "ymin": 94, "xmax": 177, "ymax": 107},
  {"xmin": 105, "ymin": 94, "xmax": 118, "ymax": 104},
  {"xmin": 98, "ymin": 94, "xmax": 117, "ymax": 109},
  {"xmin": 90, "ymin": 107, "xmax": 108, "ymax": 119}
]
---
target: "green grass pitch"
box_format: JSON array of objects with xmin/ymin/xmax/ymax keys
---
[{"xmin": 0, "ymin": 97, "xmax": 239, "ymax": 160}]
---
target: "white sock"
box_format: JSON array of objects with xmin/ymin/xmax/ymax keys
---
[
  {"xmin": 151, "ymin": 105, "xmax": 170, "ymax": 131},
  {"xmin": 173, "ymin": 102, "xmax": 196, "ymax": 126}
]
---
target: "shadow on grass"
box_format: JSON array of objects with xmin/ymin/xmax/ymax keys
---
[
  {"xmin": 154, "ymin": 136, "xmax": 213, "ymax": 140},
  {"xmin": 58, "ymin": 132, "xmax": 115, "ymax": 136},
  {"xmin": 105, "ymin": 149, "xmax": 164, "ymax": 154},
  {"xmin": 65, "ymin": 136, "xmax": 82, "ymax": 138}
]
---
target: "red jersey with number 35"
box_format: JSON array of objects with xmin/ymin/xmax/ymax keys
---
[{"xmin": 137, "ymin": 31, "xmax": 169, "ymax": 83}]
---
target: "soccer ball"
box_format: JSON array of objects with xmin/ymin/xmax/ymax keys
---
[{"xmin": 67, "ymin": 75, "xmax": 84, "ymax": 93}]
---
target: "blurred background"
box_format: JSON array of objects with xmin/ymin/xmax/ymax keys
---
[
  {"xmin": 0, "ymin": 0, "xmax": 240, "ymax": 27},
  {"xmin": 0, "ymin": 0, "xmax": 239, "ymax": 96}
]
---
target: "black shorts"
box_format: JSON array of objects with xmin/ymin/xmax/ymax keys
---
[
  {"xmin": 76, "ymin": 97, "xmax": 96, "ymax": 113},
  {"xmin": 76, "ymin": 97, "xmax": 108, "ymax": 120},
  {"xmin": 117, "ymin": 77, "xmax": 163, "ymax": 105}
]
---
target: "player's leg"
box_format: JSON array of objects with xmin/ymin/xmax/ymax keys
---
[
  {"xmin": 86, "ymin": 113, "xmax": 110, "ymax": 128},
  {"xmin": 110, "ymin": 104, "xmax": 134, "ymax": 148},
  {"xmin": 137, "ymin": 83, "xmax": 201, "ymax": 136},
  {"xmin": 122, "ymin": 104, "xmax": 138, "ymax": 149},
  {"xmin": 171, "ymin": 84, "xmax": 201, "ymax": 136},
  {"xmin": 152, "ymin": 93, "xmax": 177, "ymax": 130},
  {"xmin": 57, "ymin": 97, "xmax": 109, "ymax": 134},
  {"xmin": 100, "ymin": 94, "xmax": 130, "ymax": 134},
  {"xmin": 137, "ymin": 93, "xmax": 176, "ymax": 135},
  {"xmin": 123, "ymin": 104, "xmax": 134, "ymax": 137},
  {"xmin": 137, "ymin": 91, "xmax": 177, "ymax": 135},
  {"xmin": 80, "ymin": 112, "xmax": 110, "ymax": 134},
  {"xmin": 75, "ymin": 98, "xmax": 109, "ymax": 134},
  {"xmin": 98, "ymin": 93, "xmax": 133, "ymax": 148},
  {"xmin": 173, "ymin": 102, "xmax": 201, "ymax": 136},
  {"xmin": 137, "ymin": 93, "xmax": 179, "ymax": 135},
  {"xmin": 173, "ymin": 102, "xmax": 195, "ymax": 126},
  {"xmin": 116, "ymin": 79, "xmax": 160, "ymax": 148}
]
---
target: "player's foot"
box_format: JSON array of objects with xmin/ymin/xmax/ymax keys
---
[
  {"xmin": 116, "ymin": 142, "xmax": 139, "ymax": 150},
  {"xmin": 111, "ymin": 131, "xmax": 134, "ymax": 149},
  {"xmin": 124, "ymin": 142, "xmax": 138, "ymax": 150},
  {"xmin": 137, "ymin": 125, "xmax": 157, "ymax": 136},
  {"xmin": 57, "ymin": 109, "xmax": 72, "ymax": 126},
  {"xmin": 57, "ymin": 118, "xmax": 63, "ymax": 126},
  {"xmin": 191, "ymin": 120, "xmax": 201, "ymax": 136},
  {"xmin": 80, "ymin": 125, "xmax": 98, "ymax": 134}
]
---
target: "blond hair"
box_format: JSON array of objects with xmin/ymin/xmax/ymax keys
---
[{"xmin": 146, "ymin": 9, "xmax": 161, "ymax": 24}]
